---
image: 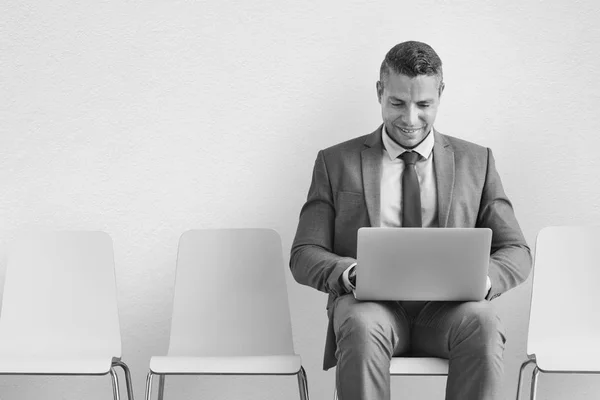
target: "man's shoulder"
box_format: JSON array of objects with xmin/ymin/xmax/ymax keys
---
[
  {"xmin": 437, "ymin": 131, "xmax": 489, "ymax": 156},
  {"xmin": 320, "ymin": 129, "xmax": 378, "ymax": 158},
  {"xmin": 322, "ymin": 133, "xmax": 372, "ymax": 153}
]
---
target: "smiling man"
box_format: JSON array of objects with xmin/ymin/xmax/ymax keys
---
[{"xmin": 290, "ymin": 41, "xmax": 532, "ymax": 400}]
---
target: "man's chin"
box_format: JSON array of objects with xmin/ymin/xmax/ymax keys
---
[{"xmin": 391, "ymin": 131, "xmax": 424, "ymax": 148}]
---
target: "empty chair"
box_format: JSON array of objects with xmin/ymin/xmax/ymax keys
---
[
  {"xmin": 145, "ymin": 228, "xmax": 309, "ymax": 400},
  {"xmin": 0, "ymin": 231, "xmax": 133, "ymax": 399},
  {"xmin": 516, "ymin": 226, "xmax": 600, "ymax": 399}
]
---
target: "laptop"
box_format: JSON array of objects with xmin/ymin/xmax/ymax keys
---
[{"xmin": 354, "ymin": 227, "xmax": 492, "ymax": 301}]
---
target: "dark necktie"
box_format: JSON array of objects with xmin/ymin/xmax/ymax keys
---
[
  {"xmin": 399, "ymin": 151, "xmax": 422, "ymax": 227},
  {"xmin": 398, "ymin": 151, "xmax": 426, "ymax": 316}
]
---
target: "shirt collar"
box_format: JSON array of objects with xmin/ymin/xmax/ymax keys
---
[{"xmin": 382, "ymin": 124, "xmax": 435, "ymax": 161}]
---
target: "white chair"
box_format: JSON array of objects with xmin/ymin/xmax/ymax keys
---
[
  {"xmin": 145, "ymin": 229, "xmax": 309, "ymax": 400},
  {"xmin": 333, "ymin": 357, "xmax": 448, "ymax": 399},
  {"xmin": 516, "ymin": 226, "xmax": 600, "ymax": 399},
  {"xmin": 0, "ymin": 231, "xmax": 133, "ymax": 399}
]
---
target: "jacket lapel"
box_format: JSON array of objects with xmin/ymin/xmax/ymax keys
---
[
  {"xmin": 361, "ymin": 127, "xmax": 383, "ymax": 227},
  {"xmin": 433, "ymin": 130, "xmax": 455, "ymax": 227}
]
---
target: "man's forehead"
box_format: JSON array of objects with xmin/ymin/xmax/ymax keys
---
[{"xmin": 383, "ymin": 72, "xmax": 440, "ymax": 98}]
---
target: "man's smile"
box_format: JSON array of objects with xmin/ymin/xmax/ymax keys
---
[{"xmin": 397, "ymin": 126, "xmax": 424, "ymax": 134}]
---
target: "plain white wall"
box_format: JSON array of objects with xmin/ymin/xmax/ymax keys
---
[{"xmin": 1, "ymin": 0, "xmax": 600, "ymax": 399}]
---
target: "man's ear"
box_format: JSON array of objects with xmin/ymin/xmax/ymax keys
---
[
  {"xmin": 438, "ymin": 81, "xmax": 445, "ymax": 98},
  {"xmin": 376, "ymin": 81, "xmax": 383, "ymax": 104}
]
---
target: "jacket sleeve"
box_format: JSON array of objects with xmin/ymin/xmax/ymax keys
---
[
  {"xmin": 290, "ymin": 150, "xmax": 356, "ymax": 297},
  {"xmin": 477, "ymin": 148, "xmax": 533, "ymax": 300}
]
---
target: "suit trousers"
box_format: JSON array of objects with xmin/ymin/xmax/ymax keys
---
[{"xmin": 332, "ymin": 294, "xmax": 506, "ymax": 400}]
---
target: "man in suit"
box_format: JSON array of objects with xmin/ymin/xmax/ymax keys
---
[{"xmin": 290, "ymin": 41, "xmax": 532, "ymax": 400}]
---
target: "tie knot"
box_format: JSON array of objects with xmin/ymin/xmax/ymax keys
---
[{"xmin": 399, "ymin": 151, "xmax": 420, "ymax": 165}]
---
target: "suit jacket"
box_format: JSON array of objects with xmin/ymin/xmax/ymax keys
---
[{"xmin": 290, "ymin": 126, "xmax": 532, "ymax": 370}]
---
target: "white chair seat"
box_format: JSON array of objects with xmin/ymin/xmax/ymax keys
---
[
  {"xmin": 150, "ymin": 354, "xmax": 303, "ymax": 375},
  {"xmin": 390, "ymin": 357, "xmax": 449, "ymax": 375},
  {"xmin": 0, "ymin": 356, "xmax": 114, "ymax": 374},
  {"xmin": 532, "ymin": 346, "xmax": 600, "ymax": 372}
]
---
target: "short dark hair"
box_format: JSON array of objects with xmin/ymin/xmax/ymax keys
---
[{"xmin": 380, "ymin": 41, "xmax": 443, "ymax": 89}]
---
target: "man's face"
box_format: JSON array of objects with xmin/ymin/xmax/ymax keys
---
[{"xmin": 377, "ymin": 70, "xmax": 444, "ymax": 148}]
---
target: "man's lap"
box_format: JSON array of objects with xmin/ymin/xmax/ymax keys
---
[{"xmin": 331, "ymin": 294, "xmax": 506, "ymax": 358}]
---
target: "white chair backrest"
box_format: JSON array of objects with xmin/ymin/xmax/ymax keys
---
[
  {"xmin": 167, "ymin": 229, "xmax": 295, "ymax": 357},
  {"xmin": 0, "ymin": 231, "xmax": 122, "ymax": 357},
  {"xmin": 527, "ymin": 226, "xmax": 600, "ymax": 354}
]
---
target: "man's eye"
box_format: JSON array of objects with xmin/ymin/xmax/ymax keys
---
[
  {"xmin": 418, "ymin": 103, "xmax": 430, "ymax": 108},
  {"xmin": 391, "ymin": 102, "xmax": 403, "ymax": 107}
]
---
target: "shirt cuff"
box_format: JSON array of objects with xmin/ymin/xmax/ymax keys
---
[
  {"xmin": 342, "ymin": 263, "xmax": 357, "ymax": 292},
  {"xmin": 486, "ymin": 276, "xmax": 491, "ymax": 296}
]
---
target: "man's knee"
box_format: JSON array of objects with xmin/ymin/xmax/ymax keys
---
[
  {"xmin": 333, "ymin": 296, "xmax": 403, "ymax": 355},
  {"xmin": 451, "ymin": 301, "xmax": 506, "ymax": 353}
]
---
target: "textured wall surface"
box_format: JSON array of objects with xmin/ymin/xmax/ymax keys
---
[{"xmin": 1, "ymin": 0, "xmax": 600, "ymax": 399}]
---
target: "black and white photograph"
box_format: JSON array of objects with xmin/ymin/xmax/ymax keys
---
[{"xmin": 1, "ymin": 1, "xmax": 599, "ymax": 399}]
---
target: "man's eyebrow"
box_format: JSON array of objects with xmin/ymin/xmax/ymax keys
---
[{"xmin": 389, "ymin": 97, "xmax": 435, "ymax": 103}]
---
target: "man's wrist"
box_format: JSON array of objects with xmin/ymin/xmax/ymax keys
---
[{"xmin": 341, "ymin": 263, "xmax": 357, "ymax": 292}]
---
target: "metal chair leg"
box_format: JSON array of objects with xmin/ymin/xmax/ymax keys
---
[
  {"xmin": 530, "ymin": 367, "xmax": 540, "ymax": 400},
  {"xmin": 516, "ymin": 359, "xmax": 536, "ymax": 400},
  {"xmin": 110, "ymin": 367, "xmax": 121, "ymax": 400},
  {"xmin": 297, "ymin": 366, "xmax": 309, "ymax": 400},
  {"xmin": 145, "ymin": 372, "xmax": 155, "ymax": 400},
  {"xmin": 113, "ymin": 360, "xmax": 135, "ymax": 400},
  {"xmin": 158, "ymin": 374, "xmax": 165, "ymax": 400}
]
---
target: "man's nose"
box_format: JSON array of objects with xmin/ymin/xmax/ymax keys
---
[{"xmin": 402, "ymin": 106, "xmax": 419, "ymax": 126}]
